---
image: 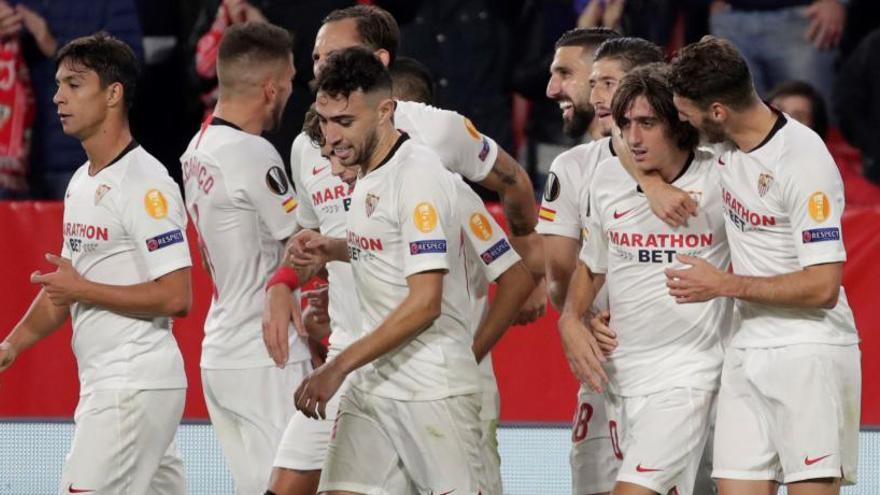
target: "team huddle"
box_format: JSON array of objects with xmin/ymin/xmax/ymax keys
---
[{"xmin": 0, "ymin": 4, "xmax": 861, "ymax": 495}]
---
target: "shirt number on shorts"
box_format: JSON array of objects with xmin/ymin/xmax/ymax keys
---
[{"xmin": 571, "ymin": 402, "xmax": 594, "ymax": 442}]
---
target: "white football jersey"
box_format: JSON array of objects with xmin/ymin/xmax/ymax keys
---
[
  {"xmin": 181, "ymin": 118, "xmax": 308, "ymax": 369},
  {"xmin": 61, "ymin": 143, "xmax": 190, "ymax": 395},
  {"xmin": 536, "ymin": 137, "xmax": 613, "ymax": 238},
  {"xmin": 580, "ymin": 151, "xmax": 731, "ymax": 396},
  {"xmin": 714, "ymin": 113, "xmax": 859, "ymax": 348},
  {"xmin": 346, "ymin": 136, "xmax": 480, "ymax": 400}
]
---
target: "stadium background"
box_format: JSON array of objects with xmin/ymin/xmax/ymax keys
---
[{"xmin": 2, "ymin": 0, "xmax": 880, "ymax": 492}]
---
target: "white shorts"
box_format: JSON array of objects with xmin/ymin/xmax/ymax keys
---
[
  {"xmin": 318, "ymin": 387, "xmax": 486, "ymax": 494},
  {"xmin": 713, "ymin": 344, "xmax": 861, "ymax": 485},
  {"xmin": 274, "ymin": 377, "xmax": 348, "ymax": 471},
  {"xmin": 481, "ymin": 417, "xmax": 502, "ymax": 495},
  {"xmin": 570, "ymin": 385, "xmax": 617, "ymax": 495},
  {"xmin": 202, "ymin": 362, "xmax": 309, "ymax": 494},
  {"xmin": 606, "ymin": 387, "xmax": 715, "ymax": 495},
  {"xmin": 59, "ymin": 388, "xmax": 186, "ymax": 495}
]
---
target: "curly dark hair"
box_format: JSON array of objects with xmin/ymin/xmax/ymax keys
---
[
  {"xmin": 56, "ymin": 32, "xmax": 140, "ymax": 110},
  {"xmin": 594, "ymin": 37, "xmax": 665, "ymax": 73},
  {"xmin": 303, "ymin": 104, "xmax": 324, "ymax": 147},
  {"xmin": 315, "ymin": 47, "xmax": 392, "ymax": 99},
  {"xmin": 669, "ymin": 36, "xmax": 755, "ymax": 110},
  {"xmin": 324, "ymin": 5, "xmax": 399, "ymax": 65},
  {"xmin": 612, "ymin": 63, "xmax": 699, "ymax": 152}
]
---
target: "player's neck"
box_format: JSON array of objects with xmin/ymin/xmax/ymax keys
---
[
  {"xmin": 213, "ymin": 100, "xmax": 266, "ymax": 135},
  {"xmin": 654, "ymin": 146, "xmax": 691, "ymax": 183},
  {"xmin": 82, "ymin": 117, "xmax": 133, "ymax": 175},
  {"xmin": 363, "ymin": 127, "xmax": 402, "ymax": 175},
  {"xmin": 727, "ymin": 102, "xmax": 777, "ymax": 152}
]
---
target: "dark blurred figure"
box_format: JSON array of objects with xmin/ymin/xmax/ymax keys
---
[
  {"xmin": 577, "ymin": 0, "xmax": 710, "ymax": 47},
  {"xmin": 389, "ymin": 56, "xmax": 434, "ymax": 104},
  {"xmin": 709, "ymin": 0, "xmax": 845, "ymax": 113},
  {"xmin": 399, "ymin": 0, "xmax": 527, "ymax": 153},
  {"xmin": 2, "ymin": 0, "xmax": 143, "ymax": 199},
  {"xmin": 131, "ymin": 0, "xmax": 203, "ymax": 186},
  {"xmin": 189, "ymin": 0, "xmax": 353, "ymax": 173},
  {"xmin": 838, "ymin": 0, "xmax": 880, "ymax": 63},
  {"xmin": 768, "ymin": 80, "xmax": 829, "ymax": 140},
  {"xmin": 835, "ymin": 28, "xmax": 880, "ymax": 184}
]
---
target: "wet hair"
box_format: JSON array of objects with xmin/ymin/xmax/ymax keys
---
[
  {"xmin": 669, "ymin": 36, "xmax": 756, "ymax": 110},
  {"xmin": 389, "ymin": 56, "xmax": 434, "ymax": 104},
  {"xmin": 612, "ymin": 63, "xmax": 699, "ymax": 151},
  {"xmin": 324, "ymin": 5, "xmax": 400, "ymax": 65},
  {"xmin": 315, "ymin": 46, "xmax": 392, "ymax": 99},
  {"xmin": 56, "ymin": 32, "xmax": 140, "ymax": 110},
  {"xmin": 594, "ymin": 37, "xmax": 665, "ymax": 73}
]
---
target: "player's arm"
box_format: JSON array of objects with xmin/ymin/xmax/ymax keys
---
[
  {"xmin": 33, "ymin": 255, "xmax": 192, "ymax": 317},
  {"xmin": 294, "ymin": 270, "xmax": 445, "ymax": 419},
  {"xmin": 611, "ymin": 126, "xmax": 697, "ymax": 227},
  {"xmin": 479, "ymin": 149, "xmax": 547, "ymax": 323},
  {"xmin": 558, "ymin": 261, "xmax": 609, "ymax": 392},
  {"xmin": 472, "ymin": 261, "xmax": 535, "ymax": 362},
  {"xmin": 667, "ymin": 256, "xmax": 842, "ymax": 309},
  {"xmin": 544, "ymin": 235, "xmax": 580, "ymax": 311},
  {"xmin": 0, "ymin": 289, "xmax": 70, "ymax": 372}
]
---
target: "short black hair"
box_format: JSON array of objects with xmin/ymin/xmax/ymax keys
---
[
  {"xmin": 324, "ymin": 5, "xmax": 399, "ymax": 65},
  {"xmin": 389, "ymin": 56, "xmax": 434, "ymax": 104},
  {"xmin": 315, "ymin": 46, "xmax": 392, "ymax": 99},
  {"xmin": 218, "ymin": 22, "xmax": 293, "ymax": 74},
  {"xmin": 56, "ymin": 32, "xmax": 140, "ymax": 110},
  {"xmin": 669, "ymin": 36, "xmax": 755, "ymax": 110},
  {"xmin": 555, "ymin": 27, "xmax": 621, "ymax": 51},
  {"xmin": 612, "ymin": 63, "xmax": 699, "ymax": 152},
  {"xmin": 768, "ymin": 80, "xmax": 828, "ymax": 138},
  {"xmin": 594, "ymin": 37, "xmax": 665, "ymax": 73}
]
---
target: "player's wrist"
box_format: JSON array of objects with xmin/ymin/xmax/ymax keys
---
[
  {"xmin": 266, "ymin": 265, "xmax": 299, "ymax": 291},
  {"xmin": 719, "ymin": 271, "xmax": 741, "ymax": 299}
]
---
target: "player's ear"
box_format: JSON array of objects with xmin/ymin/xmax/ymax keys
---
[
  {"xmin": 374, "ymin": 49, "xmax": 391, "ymax": 68},
  {"xmin": 106, "ymin": 81, "xmax": 124, "ymax": 109},
  {"xmin": 377, "ymin": 97, "xmax": 396, "ymax": 124},
  {"xmin": 709, "ymin": 102, "xmax": 727, "ymax": 123}
]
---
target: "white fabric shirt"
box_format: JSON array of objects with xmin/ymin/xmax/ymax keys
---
[
  {"xmin": 536, "ymin": 137, "xmax": 613, "ymax": 238},
  {"xmin": 581, "ymin": 151, "xmax": 730, "ymax": 396},
  {"xmin": 714, "ymin": 113, "xmax": 858, "ymax": 348},
  {"xmin": 346, "ymin": 136, "xmax": 480, "ymax": 400},
  {"xmin": 61, "ymin": 144, "xmax": 190, "ymax": 395},
  {"xmin": 181, "ymin": 119, "xmax": 307, "ymax": 369}
]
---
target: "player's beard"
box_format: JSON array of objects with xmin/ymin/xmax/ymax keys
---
[
  {"xmin": 562, "ymin": 102, "xmax": 595, "ymax": 139},
  {"xmin": 700, "ymin": 118, "xmax": 727, "ymax": 143},
  {"xmin": 354, "ymin": 127, "xmax": 379, "ymax": 167}
]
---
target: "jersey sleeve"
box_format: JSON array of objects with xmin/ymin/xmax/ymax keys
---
[
  {"xmin": 397, "ymin": 163, "xmax": 456, "ymax": 278},
  {"xmin": 578, "ymin": 185, "xmax": 608, "ymax": 274},
  {"xmin": 458, "ymin": 182, "xmax": 521, "ymax": 281},
  {"xmin": 403, "ymin": 101, "xmax": 498, "ymax": 182},
  {"xmin": 290, "ymin": 135, "xmax": 320, "ymax": 230},
  {"xmin": 536, "ymin": 150, "xmax": 583, "ymax": 239},
  {"xmin": 121, "ymin": 170, "xmax": 192, "ymax": 281},
  {"xmin": 778, "ymin": 139, "xmax": 847, "ymax": 268},
  {"xmin": 235, "ymin": 141, "xmax": 299, "ymax": 240}
]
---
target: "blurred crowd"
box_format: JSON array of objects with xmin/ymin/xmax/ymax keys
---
[{"xmin": 0, "ymin": 0, "xmax": 877, "ymax": 200}]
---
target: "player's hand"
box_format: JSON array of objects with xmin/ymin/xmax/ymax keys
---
[
  {"xmin": 294, "ymin": 359, "xmax": 346, "ymax": 419},
  {"xmin": 302, "ymin": 286, "xmax": 331, "ymax": 340},
  {"xmin": 643, "ymin": 181, "xmax": 698, "ymax": 228},
  {"xmin": 601, "ymin": 0, "xmax": 626, "ymax": 29},
  {"xmin": 16, "ymin": 4, "xmax": 54, "ymax": 56},
  {"xmin": 589, "ymin": 310, "xmax": 618, "ymax": 356},
  {"xmin": 558, "ymin": 313, "xmax": 608, "ymax": 393},
  {"xmin": 804, "ymin": 0, "xmax": 845, "ymax": 50},
  {"xmin": 262, "ymin": 284, "xmax": 295, "ymax": 367},
  {"xmin": 289, "ymin": 229, "xmax": 330, "ymax": 269},
  {"xmin": 0, "ymin": 2, "xmax": 22, "ymax": 39},
  {"xmin": 514, "ymin": 277, "xmax": 547, "ymax": 325},
  {"xmin": 0, "ymin": 341, "xmax": 18, "ymax": 373},
  {"xmin": 30, "ymin": 254, "xmax": 84, "ymax": 307},
  {"xmin": 665, "ymin": 254, "xmax": 728, "ymax": 304}
]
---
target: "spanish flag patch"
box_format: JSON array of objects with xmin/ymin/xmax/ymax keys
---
[
  {"xmin": 539, "ymin": 206, "xmax": 556, "ymax": 222},
  {"xmin": 282, "ymin": 197, "xmax": 298, "ymax": 213}
]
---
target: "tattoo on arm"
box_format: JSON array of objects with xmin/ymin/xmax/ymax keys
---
[{"xmin": 491, "ymin": 159, "xmax": 519, "ymax": 186}]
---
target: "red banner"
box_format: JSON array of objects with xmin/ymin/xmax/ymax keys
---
[{"xmin": 0, "ymin": 202, "xmax": 878, "ymax": 424}]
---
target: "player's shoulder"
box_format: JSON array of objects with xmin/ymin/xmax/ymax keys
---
[
  {"xmin": 772, "ymin": 116, "xmax": 835, "ymax": 176},
  {"xmin": 393, "ymin": 139, "xmax": 455, "ymax": 186},
  {"xmin": 119, "ymin": 146, "xmax": 174, "ymax": 185}
]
